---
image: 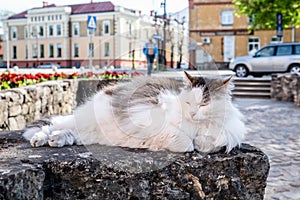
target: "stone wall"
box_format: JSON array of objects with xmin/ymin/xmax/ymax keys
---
[
  {"xmin": 0, "ymin": 80, "xmax": 78, "ymax": 131},
  {"xmin": 271, "ymin": 74, "xmax": 300, "ymax": 107},
  {"xmin": 0, "ymin": 131, "xmax": 270, "ymax": 200}
]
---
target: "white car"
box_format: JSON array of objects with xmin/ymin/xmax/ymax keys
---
[
  {"xmin": 229, "ymin": 42, "xmax": 300, "ymax": 77},
  {"xmin": 37, "ymin": 63, "xmax": 61, "ymax": 69}
]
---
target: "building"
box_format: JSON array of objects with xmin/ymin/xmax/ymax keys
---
[
  {"xmin": 0, "ymin": 10, "xmax": 14, "ymax": 64},
  {"xmin": 2, "ymin": 1, "xmax": 187, "ymax": 69},
  {"xmin": 189, "ymin": 0, "xmax": 299, "ymax": 69}
]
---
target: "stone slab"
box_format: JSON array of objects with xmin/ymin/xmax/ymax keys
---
[{"xmin": 0, "ymin": 131, "xmax": 269, "ymax": 200}]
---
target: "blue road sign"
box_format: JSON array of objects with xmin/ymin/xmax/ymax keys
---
[
  {"xmin": 87, "ymin": 15, "xmax": 97, "ymax": 30},
  {"xmin": 152, "ymin": 34, "xmax": 162, "ymax": 40},
  {"xmin": 276, "ymin": 13, "xmax": 283, "ymax": 38}
]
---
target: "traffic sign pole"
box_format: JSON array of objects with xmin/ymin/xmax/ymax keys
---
[
  {"xmin": 87, "ymin": 15, "xmax": 97, "ymax": 72},
  {"xmin": 276, "ymin": 13, "xmax": 283, "ymax": 41}
]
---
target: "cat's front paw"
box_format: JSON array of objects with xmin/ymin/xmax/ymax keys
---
[
  {"xmin": 48, "ymin": 131, "xmax": 66, "ymax": 147},
  {"xmin": 30, "ymin": 131, "xmax": 49, "ymax": 147}
]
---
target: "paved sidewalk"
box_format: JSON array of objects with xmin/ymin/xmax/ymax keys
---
[{"xmin": 233, "ymin": 98, "xmax": 300, "ymax": 200}]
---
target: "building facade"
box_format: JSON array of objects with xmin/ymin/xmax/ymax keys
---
[
  {"xmin": 3, "ymin": 1, "xmax": 186, "ymax": 69},
  {"xmin": 189, "ymin": 0, "xmax": 299, "ymax": 69}
]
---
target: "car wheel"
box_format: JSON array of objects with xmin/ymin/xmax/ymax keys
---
[
  {"xmin": 289, "ymin": 64, "xmax": 300, "ymax": 75},
  {"xmin": 235, "ymin": 65, "xmax": 248, "ymax": 77}
]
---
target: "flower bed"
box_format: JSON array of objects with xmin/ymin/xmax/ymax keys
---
[{"xmin": 0, "ymin": 70, "xmax": 144, "ymax": 90}]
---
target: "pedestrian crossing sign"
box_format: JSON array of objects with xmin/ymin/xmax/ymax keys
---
[{"xmin": 87, "ymin": 15, "xmax": 97, "ymax": 30}]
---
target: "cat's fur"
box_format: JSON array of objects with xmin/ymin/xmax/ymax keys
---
[{"xmin": 23, "ymin": 71, "xmax": 246, "ymax": 153}]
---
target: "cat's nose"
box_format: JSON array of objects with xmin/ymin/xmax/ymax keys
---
[{"xmin": 190, "ymin": 112, "xmax": 196, "ymax": 118}]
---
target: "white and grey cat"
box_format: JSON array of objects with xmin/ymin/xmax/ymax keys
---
[{"xmin": 23, "ymin": 71, "xmax": 246, "ymax": 153}]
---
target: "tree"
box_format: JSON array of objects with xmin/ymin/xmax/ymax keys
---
[{"xmin": 233, "ymin": 0, "xmax": 300, "ymax": 30}]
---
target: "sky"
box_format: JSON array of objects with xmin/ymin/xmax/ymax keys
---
[{"xmin": 0, "ymin": 0, "xmax": 188, "ymax": 15}]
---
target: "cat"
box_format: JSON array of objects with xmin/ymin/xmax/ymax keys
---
[{"xmin": 23, "ymin": 71, "xmax": 246, "ymax": 153}]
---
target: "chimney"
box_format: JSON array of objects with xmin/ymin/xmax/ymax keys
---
[
  {"xmin": 43, "ymin": 1, "xmax": 48, "ymax": 7},
  {"xmin": 150, "ymin": 10, "xmax": 154, "ymax": 16}
]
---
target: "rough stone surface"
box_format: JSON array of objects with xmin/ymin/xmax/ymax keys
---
[
  {"xmin": 0, "ymin": 131, "xmax": 269, "ymax": 200},
  {"xmin": 271, "ymin": 73, "xmax": 300, "ymax": 106},
  {"xmin": 0, "ymin": 80, "xmax": 80, "ymax": 131}
]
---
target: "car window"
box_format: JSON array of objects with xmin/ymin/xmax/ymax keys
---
[
  {"xmin": 276, "ymin": 45, "xmax": 292, "ymax": 56},
  {"xmin": 295, "ymin": 45, "xmax": 300, "ymax": 54},
  {"xmin": 255, "ymin": 46, "xmax": 275, "ymax": 57}
]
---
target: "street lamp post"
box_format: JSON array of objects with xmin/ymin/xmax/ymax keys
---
[
  {"xmin": 5, "ymin": 28, "xmax": 10, "ymax": 70},
  {"xmin": 174, "ymin": 16, "xmax": 185, "ymax": 69},
  {"xmin": 161, "ymin": 0, "xmax": 167, "ymax": 70}
]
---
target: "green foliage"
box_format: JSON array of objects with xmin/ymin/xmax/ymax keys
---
[{"xmin": 233, "ymin": 0, "xmax": 300, "ymax": 30}]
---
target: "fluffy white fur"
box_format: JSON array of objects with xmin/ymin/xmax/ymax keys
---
[{"xmin": 23, "ymin": 72, "xmax": 246, "ymax": 153}]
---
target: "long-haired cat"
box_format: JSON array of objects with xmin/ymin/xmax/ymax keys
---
[{"xmin": 23, "ymin": 71, "xmax": 246, "ymax": 153}]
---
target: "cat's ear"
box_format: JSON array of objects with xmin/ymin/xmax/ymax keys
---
[
  {"xmin": 223, "ymin": 76, "xmax": 232, "ymax": 87},
  {"xmin": 183, "ymin": 71, "xmax": 193, "ymax": 85}
]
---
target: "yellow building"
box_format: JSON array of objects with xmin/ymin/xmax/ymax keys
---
[{"xmin": 189, "ymin": 0, "xmax": 298, "ymax": 69}]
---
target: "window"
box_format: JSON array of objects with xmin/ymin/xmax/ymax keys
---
[
  {"xmin": 49, "ymin": 25, "xmax": 54, "ymax": 36},
  {"xmin": 74, "ymin": 43, "xmax": 79, "ymax": 57},
  {"xmin": 295, "ymin": 45, "xmax": 300, "ymax": 54},
  {"xmin": 89, "ymin": 43, "xmax": 94, "ymax": 57},
  {"xmin": 32, "ymin": 44, "xmax": 37, "ymax": 58},
  {"xmin": 104, "ymin": 42, "xmax": 110, "ymax": 56},
  {"xmin": 56, "ymin": 24, "xmax": 62, "ymax": 36},
  {"xmin": 39, "ymin": 26, "xmax": 44, "ymax": 37},
  {"xmin": 248, "ymin": 37, "xmax": 260, "ymax": 53},
  {"xmin": 25, "ymin": 45, "xmax": 28, "ymax": 59},
  {"xmin": 256, "ymin": 46, "xmax": 275, "ymax": 57},
  {"xmin": 247, "ymin": 15, "xmax": 255, "ymax": 26},
  {"xmin": 221, "ymin": 10, "xmax": 233, "ymax": 26},
  {"xmin": 24, "ymin": 27, "xmax": 28, "ymax": 39},
  {"xmin": 11, "ymin": 27, "xmax": 17, "ymax": 40},
  {"xmin": 49, "ymin": 44, "xmax": 54, "ymax": 58},
  {"xmin": 12, "ymin": 46, "xmax": 17, "ymax": 59},
  {"xmin": 73, "ymin": 23, "xmax": 79, "ymax": 36},
  {"xmin": 128, "ymin": 21, "xmax": 132, "ymax": 36},
  {"xmin": 31, "ymin": 26, "xmax": 38, "ymax": 37},
  {"xmin": 40, "ymin": 44, "xmax": 45, "ymax": 58},
  {"xmin": 276, "ymin": 45, "xmax": 292, "ymax": 56},
  {"xmin": 271, "ymin": 36, "xmax": 283, "ymax": 43},
  {"xmin": 103, "ymin": 20, "xmax": 110, "ymax": 35},
  {"xmin": 57, "ymin": 43, "xmax": 62, "ymax": 57}
]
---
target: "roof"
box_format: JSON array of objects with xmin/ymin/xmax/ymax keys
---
[
  {"xmin": 8, "ymin": 11, "xmax": 28, "ymax": 19},
  {"xmin": 70, "ymin": 1, "xmax": 115, "ymax": 14},
  {"xmin": 8, "ymin": 1, "xmax": 115, "ymax": 19}
]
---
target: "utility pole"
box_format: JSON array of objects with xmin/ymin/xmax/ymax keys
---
[
  {"xmin": 162, "ymin": 0, "xmax": 167, "ymax": 70},
  {"xmin": 6, "ymin": 29, "xmax": 9, "ymax": 70}
]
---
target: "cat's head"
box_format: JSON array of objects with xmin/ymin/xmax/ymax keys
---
[
  {"xmin": 183, "ymin": 71, "xmax": 232, "ymax": 97},
  {"xmin": 181, "ymin": 71, "xmax": 232, "ymax": 121}
]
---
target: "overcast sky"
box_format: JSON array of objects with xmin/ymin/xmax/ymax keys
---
[{"xmin": 0, "ymin": 0, "xmax": 188, "ymax": 15}]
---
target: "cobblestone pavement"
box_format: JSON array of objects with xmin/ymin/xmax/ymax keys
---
[{"xmin": 233, "ymin": 98, "xmax": 300, "ymax": 200}]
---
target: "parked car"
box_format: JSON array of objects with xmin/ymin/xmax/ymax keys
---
[
  {"xmin": 229, "ymin": 42, "xmax": 300, "ymax": 77},
  {"xmin": 0, "ymin": 63, "xmax": 7, "ymax": 68},
  {"xmin": 37, "ymin": 63, "xmax": 61, "ymax": 69}
]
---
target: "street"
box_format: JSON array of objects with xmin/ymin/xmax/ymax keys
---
[{"xmin": 234, "ymin": 98, "xmax": 300, "ymax": 200}]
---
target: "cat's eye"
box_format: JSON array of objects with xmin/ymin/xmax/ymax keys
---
[
  {"xmin": 201, "ymin": 102, "xmax": 209, "ymax": 106},
  {"xmin": 185, "ymin": 101, "xmax": 191, "ymax": 105}
]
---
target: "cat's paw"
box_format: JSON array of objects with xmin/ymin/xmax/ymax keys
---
[
  {"xmin": 48, "ymin": 131, "xmax": 66, "ymax": 147},
  {"xmin": 30, "ymin": 131, "xmax": 49, "ymax": 147}
]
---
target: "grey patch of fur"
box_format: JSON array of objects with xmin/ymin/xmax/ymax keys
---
[{"xmin": 26, "ymin": 117, "xmax": 52, "ymax": 128}]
